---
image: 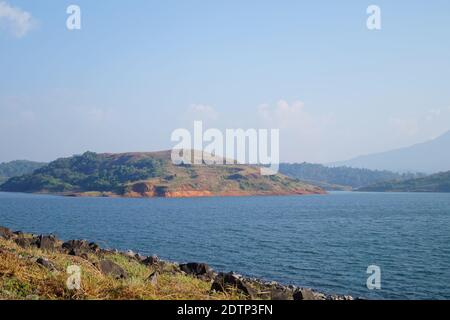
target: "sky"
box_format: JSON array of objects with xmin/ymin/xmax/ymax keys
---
[{"xmin": 1, "ymin": 0, "xmax": 450, "ymax": 163}]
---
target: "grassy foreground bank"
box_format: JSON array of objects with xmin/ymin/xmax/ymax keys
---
[
  {"xmin": 0, "ymin": 230, "xmax": 241, "ymax": 300},
  {"xmin": 0, "ymin": 226, "xmax": 353, "ymax": 301}
]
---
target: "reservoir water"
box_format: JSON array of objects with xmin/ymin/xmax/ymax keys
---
[{"xmin": 1, "ymin": 191, "xmax": 449, "ymax": 299}]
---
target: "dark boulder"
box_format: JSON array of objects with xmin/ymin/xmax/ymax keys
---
[
  {"xmin": 98, "ymin": 259, "xmax": 128, "ymax": 279},
  {"xmin": 180, "ymin": 262, "xmax": 211, "ymax": 276},
  {"xmin": 62, "ymin": 240, "xmax": 92, "ymax": 256},
  {"xmin": 252, "ymin": 283, "xmax": 294, "ymax": 300},
  {"xmin": 211, "ymin": 272, "xmax": 256, "ymax": 298},
  {"xmin": 180, "ymin": 262, "xmax": 214, "ymax": 281},
  {"xmin": 135, "ymin": 254, "xmax": 147, "ymax": 262},
  {"xmin": 37, "ymin": 235, "xmax": 58, "ymax": 251},
  {"xmin": 269, "ymin": 288, "xmax": 294, "ymax": 300},
  {"xmin": 0, "ymin": 226, "xmax": 15, "ymax": 240},
  {"xmin": 156, "ymin": 260, "xmax": 182, "ymax": 275},
  {"xmin": 142, "ymin": 255, "xmax": 159, "ymax": 266},
  {"xmin": 327, "ymin": 294, "xmax": 354, "ymax": 301},
  {"xmin": 293, "ymin": 288, "xmax": 326, "ymax": 301},
  {"xmin": 147, "ymin": 271, "xmax": 159, "ymax": 286},
  {"xmin": 88, "ymin": 242, "xmax": 100, "ymax": 253},
  {"xmin": 36, "ymin": 257, "xmax": 56, "ymax": 271},
  {"xmin": 14, "ymin": 237, "xmax": 38, "ymax": 248}
]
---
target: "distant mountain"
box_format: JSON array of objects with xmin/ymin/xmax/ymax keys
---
[
  {"xmin": 279, "ymin": 163, "xmax": 423, "ymax": 190},
  {"xmin": 330, "ymin": 130, "xmax": 450, "ymax": 173},
  {"xmin": 0, "ymin": 160, "xmax": 46, "ymax": 184},
  {"xmin": 0, "ymin": 151, "xmax": 324, "ymax": 197},
  {"xmin": 358, "ymin": 171, "xmax": 450, "ymax": 192}
]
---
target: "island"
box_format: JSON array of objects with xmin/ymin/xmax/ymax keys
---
[{"xmin": 0, "ymin": 151, "xmax": 325, "ymax": 198}]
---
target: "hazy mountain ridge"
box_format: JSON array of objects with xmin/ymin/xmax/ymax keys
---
[
  {"xmin": 279, "ymin": 163, "xmax": 424, "ymax": 190},
  {"xmin": 358, "ymin": 171, "xmax": 450, "ymax": 192},
  {"xmin": 0, "ymin": 160, "xmax": 47, "ymax": 184},
  {"xmin": 0, "ymin": 151, "xmax": 324, "ymax": 197},
  {"xmin": 330, "ymin": 130, "xmax": 450, "ymax": 173}
]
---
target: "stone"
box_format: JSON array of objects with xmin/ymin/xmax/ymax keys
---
[
  {"xmin": 269, "ymin": 288, "xmax": 294, "ymax": 300},
  {"xmin": 327, "ymin": 294, "xmax": 354, "ymax": 301},
  {"xmin": 37, "ymin": 235, "xmax": 58, "ymax": 251},
  {"xmin": 14, "ymin": 237, "xmax": 38, "ymax": 248},
  {"xmin": 157, "ymin": 261, "xmax": 182, "ymax": 275},
  {"xmin": 211, "ymin": 272, "xmax": 256, "ymax": 298},
  {"xmin": 36, "ymin": 257, "xmax": 56, "ymax": 271},
  {"xmin": 88, "ymin": 242, "xmax": 100, "ymax": 253},
  {"xmin": 0, "ymin": 226, "xmax": 15, "ymax": 239},
  {"xmin": 179, "ymin": 262, "xmax": 211, "ymax": 276},
  {"xmin": 98, "ymin": 259, "xmax": 128, "ymax": 279},
  {"xmin": 293, "ymin": 288, "xmax": 325, "ymax": 301},
  {"xmin": 147, "ymin": 271, "xmax": 159, "ymax": 286},
  {"xmin": 135, "ymin": 254, "xmax": 147, "ymax": 262},
  {"xmin": 125, "ymin": 250, "xmax": 135, "ymax": 258},
  {"xmin": 142, "ymin": 255, "xmax": 159, "ymax": 266},
  {"xmin": 62, "ymin": 240, "xmax": 91, "ymax": 255}
]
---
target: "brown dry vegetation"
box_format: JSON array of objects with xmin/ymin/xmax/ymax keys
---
[{"xmin": 0, "ymin": 237, "xmax": 243, "ymax": 300}]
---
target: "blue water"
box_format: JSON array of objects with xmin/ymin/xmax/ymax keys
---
[{"xmin": 1, "ymin": 191, "xmax": 449, "ymax": 299}]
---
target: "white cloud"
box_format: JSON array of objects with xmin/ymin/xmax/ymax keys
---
[
  {"xmin": 257, "ymin": 100, "xmax": 337, "ymax": 162},
  {"xmin": 425, "ymin": 108, "xmax": 442, "ymax": 122},
  {"xmin": 0, "ymin": 1, "xmax": 34, "ymax": 38},
  {"xmin": 388, "ymin": 117, "xmax": 419, "ymax": 136},
  {"xmin": 188, "ymin": 104, "xmax": 219, "ymax": 121},
  {"xmin": 258, "ymin": 100, "xmax": 305, "ymax": 128},
  {"xmin": 387, "ymin": 107, "xmax": 450, "ymax": 145},
  {"xmin": 258, "ymin": 99, "xmax": 334, "ymax": 130}
]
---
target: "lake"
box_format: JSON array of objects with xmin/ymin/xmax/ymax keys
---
[{"xmin": 1, "ymin": 191, "xmax": 449, "ymax": 299}]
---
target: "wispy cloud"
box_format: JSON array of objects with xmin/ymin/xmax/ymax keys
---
[
  {"xmin": 388, "ymin": 117, "xmax": 419, "ymax": 136},
  {"xmin": 387, "ymin": 107, "xmax": 450, "ymax": 142},
  {"xmin": 258, "ymin": 99, "xmax": 334, "ymax": 130},
  {"xmin": 0, "ymin": 1, "xmax": 35, "ymax": 38},
  {"xmin": 257, "ymin": 100, "xmax": 337, "ymax": 162},
  {"xmin": 187, "ymin": 104, "xmax": 219, "ymax": 121}
]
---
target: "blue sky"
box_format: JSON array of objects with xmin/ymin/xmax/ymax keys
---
[{"xmin": 1, "ymin": 0, "xmax": 450, "ymax": 163}]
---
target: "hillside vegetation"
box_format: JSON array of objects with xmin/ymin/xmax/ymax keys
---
[
  {"xmin": 279, "ymin": 163, "xmax": 423, "ymax": 190},
  {"xmin": 358, "ymin": 171, "xmax": 450, "ymax": 192},
  {"xmin": 0, "ymin": 151, "xmax": 323, "ymax": 197},
  {"xmin": 0, "ymin": 160, "xmax": 46, "ymax": 184}
]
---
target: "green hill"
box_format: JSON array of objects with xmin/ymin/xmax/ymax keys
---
[
  {"xmin": 358, "ymin": 171, "xmax": 450, "ymax": 192},
  {"xmin": 0, "ymin": 151, "xmax": 324, "ymax": 197},
  {"xmin": 279, "ymin": 163, "xmax": 423, "ymax": 190},
  {"xmin": 0, "ymin": 160, "xmax": 46, "ymax": 184}
]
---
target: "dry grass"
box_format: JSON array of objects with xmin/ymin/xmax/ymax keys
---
[{"xmin": 0, "ymin": 238, "xmax": 243, "ymax": 300}]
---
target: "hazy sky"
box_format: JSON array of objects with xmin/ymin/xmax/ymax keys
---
[{"xmin": 1, "ymin": 0, "xmax": 450, "ymax": 163}]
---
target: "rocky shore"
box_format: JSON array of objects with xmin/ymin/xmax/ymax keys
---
[{"xmin": 0, "ymin": 225, "xmax": 353, "ymax": 300}]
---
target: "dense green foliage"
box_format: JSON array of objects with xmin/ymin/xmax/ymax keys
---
[
  {"xmin": 279, "ymin": 163, "xmax": 424, "ymax": 189},
  {"xmin": 0, "ymin": 160, "xmax": 46, "ymax": 180},
  {"xmin": 358, "ymin": 171, "xmax": 450, "ymax": 192},
  {"xmin": 0, "ymin": 152, "xmax": 165, "ymax": 193}
]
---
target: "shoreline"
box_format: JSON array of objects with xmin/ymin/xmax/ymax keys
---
[
  {"xmin": 0, "ymin": 189, "xmax": 327, "ymax": 199},
  {"xmin": 0, "ymin": 225, "xmax": 353, "ymax": 300}
]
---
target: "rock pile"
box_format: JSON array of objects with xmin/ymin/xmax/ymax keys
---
[{"xmin": 0, "ymin": 225, "xmax": 354, "ymax": 300}]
